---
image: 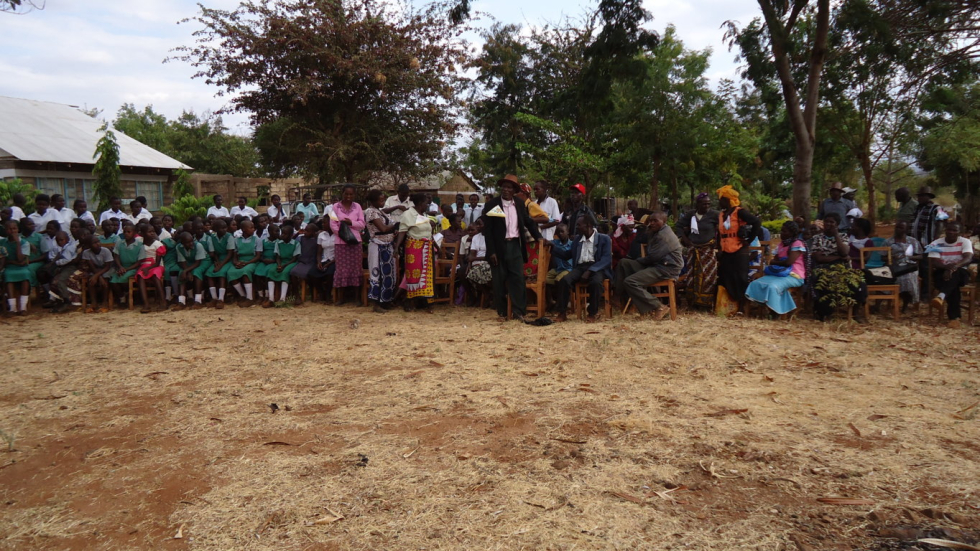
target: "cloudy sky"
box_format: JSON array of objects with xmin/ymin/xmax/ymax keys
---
[{"xmin": 1, "ymin": 0, "xmax": 761, "ymax": 135}]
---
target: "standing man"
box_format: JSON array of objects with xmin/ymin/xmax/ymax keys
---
[
  {"xmin": 549, "ymin": 216, "xmax": 612, "ymax": 323},
  {"xmin": 912, "ymin": 185, "xmax": 944, "ymax": 300},
  {"xmin": 560, "ymin": 183, "xmax": 598, "ymax": 238},
  {"xmin": 534, "ymin": 182, "xmax": 562, "ymax": 241},
  {"xmin": 817, "ymin": 182, "xmax": 856, "ymax": 232},
  {"xmin": 894, "ymin": 187, "xmax": 918, "ymax": 224},
  {"xmin": 614, "ymin": 211, "xmax": 683, "ymax": 320},
  {"xmin": 928, "ymin": 221, "xmax": 973, "ymax": 328},
  {"xmin": 230, "ymin": 196, "xmax": 259, "ymax": 220},
  {"xmin": 207, "ymin": 194, "xmax": 231, "ymax": 219},
  {"xmin": 51, "ymin": 194, "xmax": 73, "ymax": 229},
  {"xmin": 482, "ymin": 174, "xmax": 543, "ymax": 321},
  {"xmin": 383, "ymin": 183, "xmax": 414, "ymax": 225}
]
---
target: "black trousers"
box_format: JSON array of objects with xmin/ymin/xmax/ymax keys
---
[
  {"xmin": 718, "ymin": 249, "xmax": 750, "ymax": 301},
  {"xmin": 556, "ymin": 263, "xmax": 607, "ymax": 316},
  {"xmin": 491, "ymin": 239, "xmax": 527, "ymax": 317},
  {"xmin": 933, "ymin": 267, "xmax": 970, "ymax": 320}
]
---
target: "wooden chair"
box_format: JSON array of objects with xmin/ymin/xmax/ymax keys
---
[
  {"xmin": 507, "ymin": 239, "xmax": 551, "ymax": 319},
  {"xmin": 621, "ymin": 279, "xmax": 678, "ymax": 320},
  {"xmin": 432, "ymin": 242, "xmax": 459, "ymax": 305},
  {"xmin": 128, "ymin": 276, "xmax": 164, "ymax": 311},
  {"xmin": 573, "ymin": 278, "xmax": 612, "ymax": 320},
  {"xmin": 81, "ymin": 278, "xmax": 113, "ymax": 312},
  {"xmin": 859, "ymin": 247, "xmax": 900, "ymax": 321},
  {"xmin": 298, "ymin": 279, "xmax": 319, "ymax": 303}
]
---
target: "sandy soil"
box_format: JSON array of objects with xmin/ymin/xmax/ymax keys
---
[{"xmin": 0, "ymin": 304, "xmax": 978, "ymax": 551}]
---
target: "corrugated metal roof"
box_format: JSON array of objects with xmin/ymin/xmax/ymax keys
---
[{"xmin": 0, "ymin": 96, "xmax": 191, "ymax": 170}]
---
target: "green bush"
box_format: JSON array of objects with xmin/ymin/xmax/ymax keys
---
[
  {"xmin": 162, "ymin": 195, "xmax": 213, "ymax": 225},
  {"xmin": 762, "ymin": 219, "xmax": 792, "ymax": 234},
  {"xmin": 0, "ymin": 179, "xmax": 37, "ymax": 213}
]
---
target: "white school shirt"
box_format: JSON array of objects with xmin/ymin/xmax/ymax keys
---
[
  {"xmin": 29, "ymin": 209, "xmax": 64, "ymax": 233},
  {"xmin": 470, "ymin": 233, "xmax": 487, "ymax": 260},
  {"xmin": 58, "ymin": 207, "xmax": 75, "ymax": 228},
  {"xmin": 128, "ymin": 210, "xmax": 153, "ymax": 224},
  {"xmin": 9, "ymin": 206, "xmax": 25, "ymax": 221},
  {"xmin": 462, "ymin": 205, "xmax": 483, "ymax": 227},
  {"xmin": 317, "ymin": 231, "xmax": 335, "ymax": 262},
  {"xmin": 230, "ymin": 205, "xmax": 260, "ymax": 220},
  {"xmin": 99, "ymin": 208, "xmax": 126, "ymax": 226},
  {"xmin": 537, "ymin": 196, "xmax": 562, "ymax": 241},
  {"xmin": 207, "ymin": 206, "xmax": 231, "ymax": 218},
  {"xmin": 267, "ymin": 205, "xmax": 283, "ymax": 222}
]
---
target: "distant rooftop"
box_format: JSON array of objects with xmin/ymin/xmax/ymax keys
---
[{"xmin": 0, "ymin": 96, "xmax": 191, "ymax": 170}]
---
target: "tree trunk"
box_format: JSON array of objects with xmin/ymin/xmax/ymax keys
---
[
  {"xmin": 860, "ymin": 152, "xmax": 876, "ymax": 229},
  {"xmin": 758, "ymin": 0, "xmax": 831, "ymax": 223},
  {"xmin": 649, "ymin": 157, "xmax": 661, "ymax": 210},
  {"xmin": 671, "ymin": 173, "xmax": 679, "ymax": 220}
]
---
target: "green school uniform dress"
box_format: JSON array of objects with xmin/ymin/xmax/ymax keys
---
[
  {"xmin": 110, "ymin": 239, "xmax": 147, "ymax": 283},
  {"xmin": 23, "ymin": 232, "xmax": 44, "ymax": 286},
  {"xmin": 1, "ymin": 238, "xmax": 32, "ymax": 283},
  {"xmin": 162, "ymin": 237, "xmax": 179, "ymax": 276},
  {"xmin": 226, "ymin": 235, "xmax": 262, "ymax": 282},
  {"xmin": 99, "ymin": 234, "xmax": 118, "ymax": 247},
  {"xmin": 267, "ymin": 239, "xmax": 300, "ymax": 282},
  {"xmin": 176, "ymin": 242, "xmax": 208, "ymax": 280},
  {"xmin": 192, "ymin": 235, "xmax": 214, "ymax": 278},
  {"xmin": 254, "ymin": 238, "xmax": 279, "ymax": 278},
  {"xmin": 205, "ymin": 233, "xmax": 236, "ymax": 278}
]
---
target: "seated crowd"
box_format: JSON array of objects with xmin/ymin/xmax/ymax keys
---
[{"xmin": 0, "ymin": 180, "xmax": 975, "ymax": 327}]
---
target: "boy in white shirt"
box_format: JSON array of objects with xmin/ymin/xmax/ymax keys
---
[
  {"xmin": 207, "ymin": 195, "xmax": 231, "ymax": 219},
  {"xmin": 230, "ymin": 196, "xmax": 260, "ymax": 220}
]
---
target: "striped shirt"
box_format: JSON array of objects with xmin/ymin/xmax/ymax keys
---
[{"xmin": 926, "ymin": 237, "xmax": 973, "ymax": 267}]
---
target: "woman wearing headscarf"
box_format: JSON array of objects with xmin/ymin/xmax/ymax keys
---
[
  {"xmin": 394, "ymin": 192, "xmax": 436, "ymax": 312},
  {"xmin": 611, "ymin": 214, "xmax": 635, "ymax": 270},
  {"xmin": 677, "ymin": 192, "xmax": 720, "ymax": 310},
  {"xmin": 745, "ymin": 220, "xmax": 806, "ymax": 315},
  {"xmin": 715, "ymin": 185, "xmax": 762, "ymax": 314}
]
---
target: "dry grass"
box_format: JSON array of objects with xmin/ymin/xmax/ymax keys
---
[{"xmin": 0, "ymin": 305, "xmax": 978, "ymax": 551}]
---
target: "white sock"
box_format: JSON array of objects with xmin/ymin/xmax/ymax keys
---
[
  {"xmin": 194, "ymin": 293, "xmax": 203, "ymax": 304},
  {"xmin": 179, "ymin": 296, "xmax": 187, "ymax": 305},
  {"xmin": 218, "ymin": 288, "xmax": 226, "ymax": 301},
  {"xmin": 209, "ymin": 286, "xmax": 217, "ymax": 300},
  {"xmin": 165, "ymin": 287, "xmax": 173, "ymax": 301},
  {"xmin": 19, "ymin": 296, "xmax": 28, "ymax": 311},
  {"xmin": 280, "ymin": 283, "xmax": 289, "ymax": 302},
  {"xmin": 244, "ymin": 283, "xmax": 253, "ymax": 300},
  {"xmin": 233, "ymin": 283, "xmax": 245, "ymax": 296},
  {"xmin": 7, "ymin": 299, "xmax": 15, "ymax": 312},
  {"xmin": 268, "ymin": 282, "xmax": 275, "ymax": 299},
  {"xmin": 937, "ymin": 293, "xmax": 946, "ymax": 301}
]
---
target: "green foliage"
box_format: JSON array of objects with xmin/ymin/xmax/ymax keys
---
[
  {"xmin": 161, "ymin": 195, "xmax": 212, "ymax": 225},
  {"xmin": 92, "ymin": 123, "xmax": 123, "ymax": 214},
  {"xmin": 114, "ymin": 105, "xmax": 260, "ymax": 176},
  {"xmin": 815, "ymin": 264, "xmax": 865, "ymax": 309},
  {"xmin": 172, "ymin": 169, "xmax": 194, "ymax": 201},
  {"xmin": 0, "ymin": 178, "xmax": 37, "ymax": 213},
  {"xmin": 761, "ymin": 218, "xmax": 792, "ymax": 234},
  {"xmin": 175, "ymin": 0, "xmax": 467, "ymax": 183}
]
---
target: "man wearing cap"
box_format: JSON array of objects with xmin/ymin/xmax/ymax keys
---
[
  {"xmin": 911, "ymin": 185, "xmax": 944, "ymax": 299},
  {"xmin": 817, "ymin": 182, "xmax": 857, "ymax": 231},
  {"xmin": 481, "ymin": 175, "xmax": 544, "ymax": 321},
  {"xmin": 560, "ymin": 183, "xmax": 598, "ymax": 239},
  {"xmin": 894, "ymin": 187, "xmax": 918, "ymax": 224}
]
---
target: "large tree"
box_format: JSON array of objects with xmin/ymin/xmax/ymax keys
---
[
  {"xmin": 727, "ymin": 0, "xmax": 831, "ymax": 221},
  {"xmin": 175, "ymin": 0, "xmax": 468, "ymax": 183}
]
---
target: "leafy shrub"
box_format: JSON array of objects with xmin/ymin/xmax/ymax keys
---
[
  {"xmin": 162, "ymin": 195, "xmax": 213, "ymax": 225},
  {"xmin": 814, "ymin": 264, "xmax": 865, "ymax": 309},
  {"xmin": 762, "ymin": 219, "xmax": 792, "ymax": 234},
  {"xmin": 0, "ymin": 179, "xmax": 37, "ymax": 213}
]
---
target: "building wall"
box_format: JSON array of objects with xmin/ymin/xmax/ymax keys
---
[
  {"xmin": 190, "ymin": 173, "xmax": 310, "ymax": 204},
  {"xmin": 2, "ymin": 168, "xmax": 172, "ymax": 211}
]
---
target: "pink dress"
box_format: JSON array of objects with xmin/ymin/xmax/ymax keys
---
[{"xmin": 136, "ymin": 242, "xmax": 167, "ymax": 279}]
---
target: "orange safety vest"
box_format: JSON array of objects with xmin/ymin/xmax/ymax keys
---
[{"xmin": 719, "ymin": 207, "xmax": 743, "ymax": 253}]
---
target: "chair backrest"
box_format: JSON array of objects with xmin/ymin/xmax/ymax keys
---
[
  {"xmin": 860, "ymin": 246, "xmax": 892, "ymax": 269},
  {"xmin": 438, "ymin": 241, "xmax": 458, "ymax": 260},
  {"xmin": 870, "ymin": 236, "xmax": 887, "ymax": 247}
]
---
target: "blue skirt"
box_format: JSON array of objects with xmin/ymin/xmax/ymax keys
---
[
  {"xmin": 746, "ymin": 275, "xmax": 803, "ymax": 314},
  {"xmin": 367, "ymin": 241, "xmax": 397, "ymax": 303}
]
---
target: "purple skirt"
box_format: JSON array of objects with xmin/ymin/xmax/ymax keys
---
[{"xmin": 334, "ymin": 242, "xmax": 363, "ymax": 288}]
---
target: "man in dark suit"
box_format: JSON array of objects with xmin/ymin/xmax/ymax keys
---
[
  {"xmin": 482, "ymin": 174, "xmax": 544, "ymax": 321},
  {"xmin": 548, "ymin": 215, "xmax": 612, "ymax": 323}
]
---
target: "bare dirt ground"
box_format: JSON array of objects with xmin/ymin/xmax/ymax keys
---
[{"xmin": 0, "ymin": 305, "xmax": 978, "ymax": 551}]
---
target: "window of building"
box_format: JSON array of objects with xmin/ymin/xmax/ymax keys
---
[{"xmin": 135, "ymin": 181, "xmax": 164, "ymax": 210}]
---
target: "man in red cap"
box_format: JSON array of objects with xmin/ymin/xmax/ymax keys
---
[
  {"xmin": 561, "ymin": 183, "xmax": 597, "ymax": 239},
  {"xmin": 481, "ymin": 174, "xmax": 544, "ymax": 321}
]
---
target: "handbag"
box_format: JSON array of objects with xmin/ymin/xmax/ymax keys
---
[
  {"xmin": 764, "ymin": 258, "xmax": 793, "ymax": 277},
  {"xmin": 338, "ymin": 222, "xmax": 359, "ymax": 245}
]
